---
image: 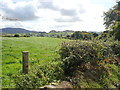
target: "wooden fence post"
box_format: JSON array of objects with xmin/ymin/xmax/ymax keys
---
[{"xmin": 22, "ymin": 51, "xmax": 29, "ymax": 74}]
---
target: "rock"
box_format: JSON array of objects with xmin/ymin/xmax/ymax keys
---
[{"xmin": 39, "ymin": 81, "xmax": 73, "ymax": 89}]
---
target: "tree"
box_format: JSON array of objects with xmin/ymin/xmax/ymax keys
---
[
  {"xmin": 14, "ymin": 34, "xmax": 20, "ymax": 37},
  {"xmin": 71, "ymin": 31, "xmax": 84, "ymax": 39},
  {"xmin": 104, "ymin": 1, "xmax": 120, "ymax": 29},
  {"xmin": 103, "ymin": 1, "xmax": 120, "ymax": 40}
]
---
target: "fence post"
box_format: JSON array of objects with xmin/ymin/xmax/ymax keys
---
[{"xmin": 22, "ymin": 51, "xmax": 29, "ymax": 74}]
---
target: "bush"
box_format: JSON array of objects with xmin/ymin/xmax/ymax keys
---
[
  {"xmin": 15, "ymin": 73, "xmax": 41, "ymax": 88},
  {"xmin": 14, "ymin": 62, "xmax": 64, "ymax": 88},
  {"xmin": 59, "ymin": 40, "xmax": 113, "ymax": 75}
]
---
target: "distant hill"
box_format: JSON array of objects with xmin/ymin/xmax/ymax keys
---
[{"xmin": 0, "ymin": 28, "xmax": 38, "ymax": 34}]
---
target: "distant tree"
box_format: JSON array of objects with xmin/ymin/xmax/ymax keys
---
[
  {"xmin": 40, "ymin": 34, "xmax": 44, "ymax": 37},
  {"xmin": 57, "ymin": 35, "xmax": 60, "ymax": 38},
  {"xmin": 14, "ymin": 34, "xmax": 19, "ymax": 37},
  {"xmin": 60, "ymin": 34, "xmax": 63, "ymax": 38},
  {"xmin": 49, "ymin": 30, "xmax": 57, "ymax": 33},
  {"xmin": 66, "ymin": 35, "xmax": 70, "ymax": 38},
  {"xmin": 92, "ymin": 33, "xmax": 98, "ymax": 37},
  {"xmin": 71, "ymin": 31, "xmax": 94, "ymax": 40},
  {"xmin": 23, "ymin": 33, "xmax": 31, "ymax": 37},
  {"xmin": 71, "ymin": 31, "xmax": 84, "ymax": 39}
]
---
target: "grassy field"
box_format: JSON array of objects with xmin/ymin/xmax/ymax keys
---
[{"xmin": 2, "ymin": 37, "xmax": 66, "ymax": 87}]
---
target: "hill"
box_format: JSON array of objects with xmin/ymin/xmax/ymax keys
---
[{"xmin": 0, "ymin": 28, "xmax": 38, "ymax": 34}]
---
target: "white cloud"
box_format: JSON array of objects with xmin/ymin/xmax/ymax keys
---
[
  {"xmin": 55, "ymin": 16, "xmax": 81, "ymax": 22},
  {"xmin": 0, "ymin": 0, "xmax": 116, "ymax": 32},
  {"xmin": 37, "ymin": 0, "xmax": 59, "ymax": 11},
  {"xmin": 60, "ymin": 9, "xmax": 77, "ymax": 16},
  {"xmin": 0, "ymin": 0, "xmax": 39, "ymax": 21}
]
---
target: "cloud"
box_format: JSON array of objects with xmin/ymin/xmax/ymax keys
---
[
  {"xmin": 36, "ymin": 0, "xmax": 86, "ymax": 22},
  {"xmin": 60, "ymin": 9, "xmax": 77, "ymax": 16},
  {"xmin": 54, "ymin": 24, "xmax": 71, "ymax": 28},
  {"xmin": 0, "ymin": 0, "xmax": 87, "ymax": 22},
  {"xmin": 37, "ymin": 1, "xmax": 59, "ymax": 11},
  {"xmin": 79, "ymin": 5, "xmax": 86, "ymax": 14},
  {"xmin": 0, "ymin": 0, "xmax": 39, "ymax": 21},
  {"xmin": 55, "ymin": 16, "xmax": 82, "ymax": 22}
]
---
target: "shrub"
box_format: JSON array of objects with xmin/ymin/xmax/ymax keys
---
[
  {"xmin": 59, "ymin": 40, "xmax": 112, "ymax": 75},
  {"xmin": 14, "ymin": 62, "xmax": 64, "ymax": 88},
  {"xmin": 14, "ymin": 73, "xmax": 41, "ymax": 88}
]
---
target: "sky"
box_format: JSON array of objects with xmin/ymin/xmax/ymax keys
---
[{"xmin": 0, "ymin": 0, "xmax": 117, "ymax": 32}]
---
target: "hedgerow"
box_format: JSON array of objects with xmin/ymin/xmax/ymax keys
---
[{"xmin": 59, "ymin": 40, "xmax": 119, "ymax": 75}]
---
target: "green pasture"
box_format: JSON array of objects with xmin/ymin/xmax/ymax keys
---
[{"xmin": 2, "ymin": 37, "xmax": 66, "ymax": 87}]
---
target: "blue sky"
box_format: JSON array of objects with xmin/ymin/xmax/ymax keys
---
[{"xmin": 0, "ymin": 0, "xmax": 117, "ymax": 32}]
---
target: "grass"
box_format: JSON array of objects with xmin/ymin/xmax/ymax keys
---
[{"xmin": 2, "ymin": 37, "xmax": 66, "ymax": 88}]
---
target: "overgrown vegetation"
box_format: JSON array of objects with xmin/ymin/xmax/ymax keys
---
[
  {"xmin": 59, "ymin": 40, "xmax": 120, "ymax": 88},
  {"xmin": 2, "ymin": 1, "xmax": 120, "ymax": 89},
  {"xmin": 13, "ymin": 40, "xmax": 120, "ymax": 88},
  {"xmin": 59, "ymin": 41, "xmax": 112, "ymax": 75},
  {"xmin": 14, "ymin": 61, "xmax": 64, "ymax": 88}
]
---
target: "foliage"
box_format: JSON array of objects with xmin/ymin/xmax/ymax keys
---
[
  {"xmin": 59, "ymin": 40, "xmax": 113, "ymax": 76},
  {"xmin": 70, "ymin": 31, "xmax": 97, "ymax": 40},
  {"xmin": 103, "ymin": 1, "xmax": 120, "ymax": 41},
  {"xmin": 14, "ymin": 34, "xmax": 19, "ymax": 37},
  {"xmin": 14, "ymin": 74, "xmax": 41, "ymax": 88},
  {"xmin": 112, "ymin": 22, "xmax": 120, "ymax": 40},
  {"xmin": 69, "ymin": 56, "xmax": 120, "ymax": 88},
  {"xmin": 103, "ymin": 1, "xmax": 120, "ymax": 29},
  {"xmin": 96, "ymin": 31, "xmax": 113, "ymax": 41},
  {"xmin": 14, "ymin": 62, "xmax": 64, "ymax": 88},
  {"xmin": 59, "ymin": 40, "xmax": 120, "ymax": 88},
  {"xmin": 71, "ymin": 31, "xmax": 84, "ymax": 39},
  {"xmin": 23, "ymin": 33, "xmax": 31, "ymax": 37},
  {"xmin": 35, "ymin": 31, "xmax": 73, "ymax": 38},
  {"xmin": 110, "ymin": 41, "xmax": 120, "ymax": 57}
]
